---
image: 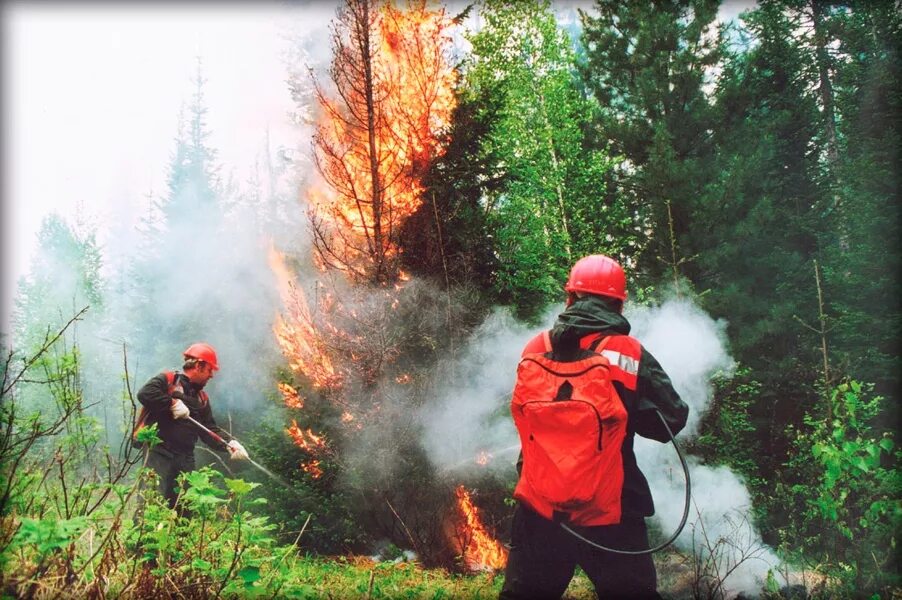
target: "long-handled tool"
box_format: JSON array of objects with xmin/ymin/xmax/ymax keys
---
[{"xmin": 185, "ymin": 416, "xmax": 290, "ymax": 488}]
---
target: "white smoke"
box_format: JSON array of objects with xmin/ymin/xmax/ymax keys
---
[
  {"xmin": 628, "ymin": 298, "xmax": 780, "ymax": 597},
  {"xmin": 418, "ymin": 306, "xmax": 553, "ymax": 476}
]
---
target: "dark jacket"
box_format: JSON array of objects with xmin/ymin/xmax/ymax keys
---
[
  {"xmin": 548, "ymin": 295, "xmax": 689, "ymax": 517},
  {"xmin": 137, "ymin": 372, "xmax": 231, "ymax": 455}
]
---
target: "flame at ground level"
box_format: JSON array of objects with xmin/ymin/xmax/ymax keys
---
[{"xmin": 452, "ymin": 485, "xmax": 508, "ymax": 572}]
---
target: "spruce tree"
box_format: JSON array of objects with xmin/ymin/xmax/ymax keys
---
[
  {"xmin": 14, "ymin": 214, "xmax": 103, "ymax": 350},
  {"xmin": 579, "ymin": 0, "xmax": 723, "ymax": 287}
]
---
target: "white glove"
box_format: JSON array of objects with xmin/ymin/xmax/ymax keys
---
[
  {"xmin": 227, "ymin": 440, "xmax": 249, "ymax": 461},
  {"xmin": 170, "ymin": 399, "xmax": 190, "ymax": 420}
]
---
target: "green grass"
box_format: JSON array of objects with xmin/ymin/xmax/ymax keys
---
[{"xmin": 254, "ymin": 555, "xmax": 595, "ymax": 599}]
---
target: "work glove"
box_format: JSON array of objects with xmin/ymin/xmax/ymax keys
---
[
  {"xmin": 170, "ymin": 398, "xmax": 190, "ymax": 420},
  {"xmin": 227, "ymin": 440, "xmax": 249, "ymax": 461}
]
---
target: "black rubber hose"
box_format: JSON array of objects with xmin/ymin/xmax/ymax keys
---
[{"xmin": 559, "ymin": 409, "xmax": 691, "ymax": 555}]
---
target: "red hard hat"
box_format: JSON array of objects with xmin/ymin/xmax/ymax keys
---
[
  {"xmin": 564, "ymin": 255, "xmax": 628, "ymax": 301},
  {"xmin": 183, "ymin": 343, "xmax": 219, "ymax": 371}
]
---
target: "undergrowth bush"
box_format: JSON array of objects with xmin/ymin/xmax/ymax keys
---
[
  {"xmin": 781, "ymin": 380, "xmax": 901, "ymax": 597},
  {"xmin": 0, "ymin": 313, "xmax": 512, "ymax": 599}
]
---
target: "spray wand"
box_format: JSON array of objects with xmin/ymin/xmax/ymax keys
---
[
  {"xmin": 184, "ymin": 416, "xmax": 290, "ymax": 489},
  {"xmin": 559, "ymin": 410, "xmax": 691, "ymax": 555}
]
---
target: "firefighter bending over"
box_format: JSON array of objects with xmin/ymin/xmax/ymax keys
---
[
  {"xmin": 136, "ymin": 343, "xmax": 249, "ymax": 510},
  {"xmin": 501, "ymin": 255, "xmax": 689, "ymax": 600}
]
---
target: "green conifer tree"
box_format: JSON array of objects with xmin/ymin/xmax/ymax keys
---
[{"xmin": 579, "ymin": 0, "xmax": 723, "ymax": 287}]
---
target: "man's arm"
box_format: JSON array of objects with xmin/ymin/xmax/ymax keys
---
[
  {"xmin": 137, "ymin": 373, "xmax": 174, "ymax": 415},
  {"xmin": 633, "ymin": 348, "xmax": 689, "ymax": 442}
]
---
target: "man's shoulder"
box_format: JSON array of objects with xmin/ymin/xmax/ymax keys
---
[
  {"xmin": 144, "ymin": 370, "xmax": 183, "ymax": 386},
  {"xmin": 604, "ymin": 334, "xmax": 642, "ymax": 353},
  {"xmin": 142, "ymin": 371, "xmax": 167, "ymax": 385},
  {"xmin": 521, "ymin": 332, "xmax": 549, "ymax": 357}
]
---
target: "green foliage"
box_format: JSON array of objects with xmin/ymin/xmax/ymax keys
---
[
  {"xmin": 680, "ymin": 1, "xmax": 833, "ymax": 501},
  {"xmin": 690, "ymin": 367, "xmax": 762, "ymax": 483},
  {"xmin": 787, "ymin": 381, "xmax": 900, "ymax": 596},
  {"xmin": 817, "ymin": 1, "xmax": 902, "ymax": 399},
  {"xmin": 579, "ymin": 0, "xmax": 723, "ymax": 285},
  {"xmin": 460, "ymin": 0, "xmax": 627, "ymax": 321},
  {"xmin": 10, "ymin": 516, "xmax": 89, "ymax": 558},
  {"xmin": 2, "ymin": 457, "xmax": 518, "ymax": 599},
  {"xmin": 402, "ymin": 91, "xmax": 501, "ymax": 297},
  {"xmin": 243, "ymin": 415, "xmax": 367, "ymax": 555},
  {"xmin": 135, "ymin": 422, "xmax": 161, "ymax": 448}
]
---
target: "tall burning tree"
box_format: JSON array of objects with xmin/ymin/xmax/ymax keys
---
[
  {"xmin": 269, "ymin": 0, "xmax": 506, "ymax": 571},
  {"xmin": 309, "ymin": 0, "xmax": 454, "ymax": 285}
]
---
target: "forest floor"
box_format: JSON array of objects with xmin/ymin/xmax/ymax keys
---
[{"xmin": 280, "ymin": 552, "xmax": 697, "ymax": 599}]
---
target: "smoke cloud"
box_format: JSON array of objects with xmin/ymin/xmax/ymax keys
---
[
  {"xmin": 629, "ymin": 298, "xmax": 780, "ymax": 596},
  {"xmin": 418, "ymin": 306, "xmax": 550, "ymax": 477}
]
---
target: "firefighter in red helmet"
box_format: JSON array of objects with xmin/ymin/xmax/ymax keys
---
[
  {"xmin": 501, "ymin": 255, "xmax": 689, "ymax": 599},
  {"xmin": 136, "ymin": 343, "xmax": 249, "ymax": 511}
]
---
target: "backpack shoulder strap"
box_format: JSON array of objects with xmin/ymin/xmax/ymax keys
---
[
  {"xmin": 589, "ymin": 335, "xmax": 642, "ymax": 390},
  {"xmin": 579, "ymin": 332, "xmax": 613, "ymax": 352},
  {"xmin": 165, "ymin": 370, "xmax": 207, "ymax": 406},
  {"xmin": 589, "ymin": 335, "xmax": 615, "ymax": 353}
]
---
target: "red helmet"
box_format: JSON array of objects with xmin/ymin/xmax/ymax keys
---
[
  {"xmin": 564, "ymin": 255, "xmax": 627, "ymax": 301},
  {"xmin": 183, "ymin": 343, "xmax": 219, "ymax": 371}
]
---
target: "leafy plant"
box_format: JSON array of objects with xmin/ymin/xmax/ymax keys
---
[{"xmin": 789, "ymin": 380, "xmax": 900, "ymax": 596}]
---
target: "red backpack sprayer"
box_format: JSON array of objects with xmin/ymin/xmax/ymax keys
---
[{"xmin": 511, "ymin": 337, "xmax": 691, "ymax": 555}]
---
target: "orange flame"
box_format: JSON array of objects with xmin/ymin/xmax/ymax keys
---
[
  {"xmin": 309, "ymin": 0, "xmax": 455, "ymax": 282},
  {"xmin": 268, "ymin": 246, "xmax": 342, "ymax": 389},
  {"xmin": 278, "ymin": 382, "xmax": 304, "ymax": 409},
  {"xmin": 301, "ymin": 459, "xmax": 324, "ymax": 479},
  {"xmin": 475, "ymin": 451, "xmax": 491, "ymax": 466},
  {"xmin": 286, "ymin": 420, "xmax": 328, "ymax": 453},
  {"xmin": 453, "ymin": 485, "xmax": 508, "ymax": 571}
]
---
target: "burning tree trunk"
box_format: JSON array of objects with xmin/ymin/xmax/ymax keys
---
[
  {"xmin": 310, "ymin": 0, "xmax": 454, "ymax": 286},
  {"xmin": 268, "ymin": 0, "xmax": 480, "ymax": 569}
]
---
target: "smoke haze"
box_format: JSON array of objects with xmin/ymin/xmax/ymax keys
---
[
  {"xmin": 3, "ymin": 4, "xmax": 334, "ymax": 447},
  {"xmin": 629, "ymin": 298, "xmax": 780, "ymax": 596},
  {"xmin": 418, "ymin": 307, "xmax": 549, "ymax": 476}
]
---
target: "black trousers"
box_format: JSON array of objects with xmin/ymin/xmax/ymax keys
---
[
  {"xmin": 144, "ymin": 445, "xmax": 195, "ymax": 511},
  {"xmin": 500, "ymin": 503, "xmax": 662, "ymax": 600}
]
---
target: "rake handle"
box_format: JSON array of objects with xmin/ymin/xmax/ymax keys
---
[{"xmin": 185, "ymin": 415, "xmax": 228, "ymax": 446}]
